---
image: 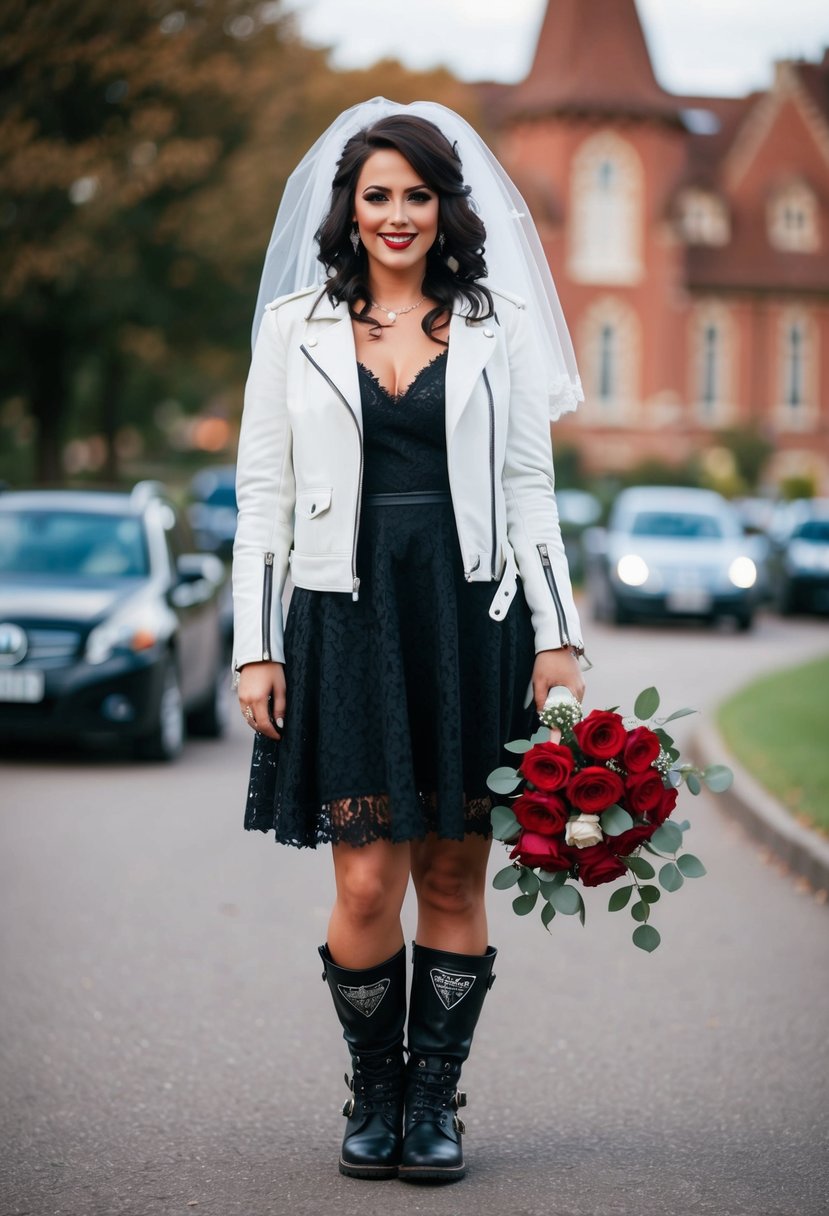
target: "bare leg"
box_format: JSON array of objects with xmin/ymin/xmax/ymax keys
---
[
  {"xmin": 409, "ymin": 833, "xmax": 492, "ymax": 955},
  {"xmin": 327, "ymin": 838, "xmax": 411, "ymax": 969}
]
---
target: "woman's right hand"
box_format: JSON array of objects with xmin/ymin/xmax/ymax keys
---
[{"xmin": 237, "ymin": 661, "xmax": 286, "ymax": 741}]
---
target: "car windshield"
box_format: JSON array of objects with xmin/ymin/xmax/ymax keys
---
[
  {"xmin": 794, "ymin": 520, "xmax": 829, "ymax": 543},
  {"xmin": 0, "ymin": 510, "xmax": 148, "ymax": 578},
  {"xmin": 629, "ymin": 511, "xmax": 724, "ymax": 539}
]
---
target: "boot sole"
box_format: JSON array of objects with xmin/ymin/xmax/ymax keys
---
[
  {"xmin": 338, "ymin": 1159, "xmax": 399, "ymax": 1180},
  {"xmin": 398, "ymin": 1165, "xmax": 466, "ymax": 1184}
]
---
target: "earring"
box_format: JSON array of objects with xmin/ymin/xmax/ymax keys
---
[
  {"xmin": 445, "ymin": 254, "xmax": 460, "ymax": 274},
  {"xmin": 438, "ymin": 231, "xmax": 446, "ymax": 253},
  {"xmin": 350, "ymin": 224, "xmax": 361, "ymax": 254}
]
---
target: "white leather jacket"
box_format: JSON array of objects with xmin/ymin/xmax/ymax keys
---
[{"xmin": 232, "ymin": 283, "xmax": 584, "ymax": 670}]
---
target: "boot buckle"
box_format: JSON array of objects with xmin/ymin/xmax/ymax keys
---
[
  {"xmin": 342, "ymin": 1096, "xmax": 355, "ymax": 1118},
  {"xmin": 452, "ymin": 1090, "xmax": 467, "ymax": 1109},
  {"xmin": 453, "ymin": 1114, "xmax": 466, "ymax": 1135}
]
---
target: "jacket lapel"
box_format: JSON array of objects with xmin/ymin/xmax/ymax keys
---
[
  {"xmin": 445, "ymin": 308, "xmax": 498, "ymax": 443},
  {"xmin": 302, "ymin": 294, "xmax": 363, "ymax": 430}
]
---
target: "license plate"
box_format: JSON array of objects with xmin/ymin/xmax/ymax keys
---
[
  {"xmin": 0, "ymin": 669, "xmax": 45, "ymax": 703},
  {"xmin": 666, "ymin": 588, "xmax": 712, "ymax": 613}
]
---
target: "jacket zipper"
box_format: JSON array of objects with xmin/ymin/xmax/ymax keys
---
[
  {"xmin": 301, "ymin": 345, "xmax": 363, "ymax": 599},
  {"xmin": 262, "ymin": 552, "xmax": 274, "ymax": 660},
  {"xmin": 483, "ymin": 367, "xmax": 498, "ymax": 579},
  {"xmin": 536, "ymin": 543, "xmax": 570, "ymax": 647}
]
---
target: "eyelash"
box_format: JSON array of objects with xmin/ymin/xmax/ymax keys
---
[{"xmin": 363, "ymin": 191, "xmax": 433, "ymax": 204}]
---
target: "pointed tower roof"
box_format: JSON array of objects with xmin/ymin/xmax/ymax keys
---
[{"xmin": 506, "ymin": 0, "xmax": 682, "ymax": 123}]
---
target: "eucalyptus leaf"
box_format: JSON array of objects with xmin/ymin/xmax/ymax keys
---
[
  {"xmin": 658, "ymin": 707, "xmax": 697, "ymax": 725},
  {"xmin": 600, "ymin": 805, "xmax": 634, "ymax": 835},
  {"xmin": 676, "ymin": 819, "xmax": 691, "ymax": 832},
  {"xmin": 577, "ymin": 890, "xmax": 586, "ymax": 927},
  {"xmin": 666, "ymin": 769, "xmax": 683, "ymax": 789},
  {"xmin": 676, "ymin": 852, "xmax": 707, "ymax": 878},
  {"xmin": 492, "ymin": 865, "xmax": 521, "ymax": 890},
  {"xmin": 541, "ymin": 901, "xmax": 556, "ymax": 930},
  {"xmin": 539, "ymin": 869, "xmax": 568, "ymax": 886},
  {"xmin": 630, "ymin": 900, "xmax": 649, "ymax": 923},
  {"xmin": 530, "ymin": 727, "xmax": 551, "ymax": 744},
  {"xmin": 491, "ymin": 805, "xmax": 520, "ymax": 841},
  {"xmin": 626, "ymin": 855, "xmax": 655, "ymax": 879},
  {"xmin": 686, "ymin": 772, "xmax": 702, "ymax": 796},
  {"xmin": 634, "ymin": 687, "xmax": 660, "ymax": 720},
  {"xmin": 659, "ymin": 861, "xmax": 684, "ymax": 892},
  {"xmin": 549, "ymin": 884, "xmax": 582, "ymax": 915},
  {"xmin": 654, "ymin": 728, "xmax": 675, "ymax": 749},
  {"xmin": 518, "ymin": 868, "xmax": 541, "ymax": 895},
  {"xmin": 702, "ymin": 765, "xmax": 733, "ymax": 793},
  {"xmin": 487, "ymin": 767, "xmax": 521, "ymax": 796},
  {"xmin": 639, "ymin": 884, "xmax": 661, "ymax": 904},
  {"xmin": 512, "ymin": 891, "xmax": 539, "ymax": 916},
  {"xmin": 632, "ymin": 924, "xmax": 661, "ymax": 952},
  {"xmin": 608, "ymin": 885, "xmax": 633, "ymax": 912},
  {"xmin": 649, "ymin": 821, "xmax": 683, "ymax": 853},
  {"xmin": 504, "ymin": 738, "xmax": 533, "ymax": 754}
]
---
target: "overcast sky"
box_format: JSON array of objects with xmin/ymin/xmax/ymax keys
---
[{"xmin": 282, "ymin": 0, "xmax": 829, "ymax": 97}]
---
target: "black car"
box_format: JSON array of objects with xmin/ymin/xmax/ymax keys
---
[
  {"xmin": 0, "ymin": 483, "xmax": 230, "ymax": 760},
  {"xmin": 768, "ymin": 497, "xmax": 829, "ymax": 614}
]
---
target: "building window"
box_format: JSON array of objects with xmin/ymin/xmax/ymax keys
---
[
  {"xmin": 690, "ymin": 303, "xmax": 735, "ymax": 423},
  {"xmin": 580, "ymin": 297, "xmax": 640, "ymax": 421},
  {"xmin": 569, "ymin": 131, "xmax": 643, "ymax": 285},
  {"xmin": 768, "ymin": 181, "xmax": 819, "ymax": 252},
  {"xmin": 677, "ymin": 188, "xmax": 730, "ymax": 246},
  {"xmin": 777, "ymin": 308, "xmax": 818, "ymax": 430}
]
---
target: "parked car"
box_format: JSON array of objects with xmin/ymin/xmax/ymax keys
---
[
  {"xmin": 556, "ymin": 489, "xmax": 603, "ymax": 583},
  {"xmin": 584, "ymin": 486, "xmax": 765, "ymax": 630},
  {"xmin": 187, "ymin": 465, "xmax": 237, "ymax": 561},
  {"xmin": 0, "ymin": 483, "xmax": 230, "ymax": 760},
  {"xmin": 767, "ymin": 497, "xmax": 829, "ymax": 615}
]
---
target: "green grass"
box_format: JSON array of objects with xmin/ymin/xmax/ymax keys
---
[{"xmin": 718, "ymin": 654, "xmax": 829, "ymax": 836}]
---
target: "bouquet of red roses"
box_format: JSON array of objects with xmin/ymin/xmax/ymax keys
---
[{"xmin": 487, "ymin": 686, "xmax": 731, "ymax": 952}]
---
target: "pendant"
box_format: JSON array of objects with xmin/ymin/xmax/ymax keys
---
[{"xmin": 387, "ymin": 311, "xmax": 397, "ymax": 322}]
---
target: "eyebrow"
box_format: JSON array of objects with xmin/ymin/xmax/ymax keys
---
[{"xmin": 361, "ymin": 183, "xmax": 432, "ymax": 193}]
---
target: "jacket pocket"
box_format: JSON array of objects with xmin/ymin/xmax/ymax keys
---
[{"xmin": 295, "ymin": 486, "xmax": 332, "ymax": 520}]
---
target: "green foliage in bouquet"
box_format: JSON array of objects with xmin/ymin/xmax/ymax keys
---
[{"xmin": 488, "ymin": 686, "xmax": 732, "ymax": 952}]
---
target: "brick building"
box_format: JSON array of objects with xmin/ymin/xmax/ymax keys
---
[{"xmin": 488, "ymin": 0, "xmax": 829, "ymax": 491}]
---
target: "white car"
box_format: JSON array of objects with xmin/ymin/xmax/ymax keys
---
[{"xmin": 584, "ymin": 486, "xmax": 765, "ymax": 631}]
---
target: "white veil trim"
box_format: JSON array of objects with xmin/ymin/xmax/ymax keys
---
[{"xmin": 252, "ymin": 97, "xmax": 583, "ymax": 419}]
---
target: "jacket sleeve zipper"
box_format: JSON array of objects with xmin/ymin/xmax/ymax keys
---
[
  {"xmin": 536, "ymin": 542, "xmax": 570, "ymax": 647},
  {"xmin": 262, "ymin": 552, "xmax": 274, "ymax": 660},
  {"xmin": 483, "ymin": 367, "xmax": 498, "ymax": 579},
  {"xmin": 301, "ymin": 344, "xmax": 363, "ymax": 600}
]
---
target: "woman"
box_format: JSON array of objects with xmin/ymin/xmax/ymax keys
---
[{"xmin": 232, "ymin": 99, "xmax": 586, "ymax": 1184}]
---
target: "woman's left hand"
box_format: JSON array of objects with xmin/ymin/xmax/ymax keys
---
[{"xmin": 532, "ymin": 647, "xmax": 585, "ymax": 712}]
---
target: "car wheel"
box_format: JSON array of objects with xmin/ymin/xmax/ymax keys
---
[
  {"xmin": 188, "ymin": 660, "xmax": 231, "ymax": 739},
  {"xmin": 134, "ymin": 658, "xmax": 185, "ymax": 761}
]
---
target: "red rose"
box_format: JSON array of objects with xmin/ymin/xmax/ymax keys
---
[
  {"xmin": 623, "ymin": 726, "xmax": 661, "ymax": 773},
  {"xmin": 624, "ymin": 770, "xmax": 664, "ymax": 815},
  {"xmin": 573, "ymin": 843, "xmax": 628, "ymax": 887},
  {"xmin": 513, "ymin": 791, "xmax": 568, "ymax": 837},
  {"xmin": 519, "ymin": 741, "xmax": 574, "ymax": 792},
  {"xmin": 607, "ymin": 823, "xmax": 656, "ymax": 856},
  {"xmin": 509, "ymin": 830, "xmax": 575, "ymax": 871},
  {"xmin": 566, "ymin": 766, "xmax": 624, "ymax": 813},
  {"xmin": 572, "ymin": 710, "xmax": 627, "ymax": 760},
  {"xmin": 650, "ymin": 785, "xmax": 678, "ymax": 825}
]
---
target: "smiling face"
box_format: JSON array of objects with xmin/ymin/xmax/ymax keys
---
[{"xmin": 352, "ymin": 148, "xmax": 440, "ymax": 283}]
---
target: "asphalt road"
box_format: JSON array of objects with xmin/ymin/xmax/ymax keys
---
[{"xmin": 1, "ymin": 609, "xmax": 828, "ymax": 1216}]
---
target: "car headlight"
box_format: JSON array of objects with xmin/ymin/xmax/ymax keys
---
[
  {"xmin": 617, "ymin": 554, "xmax": 649, "ymax": 587},
  {"xmin": 85, "ymin": 601, "xmax": 168, "ymax": 665},
  {"xmin": 728, "ymin": 556, "xmax": 757, "ymax": 589}
]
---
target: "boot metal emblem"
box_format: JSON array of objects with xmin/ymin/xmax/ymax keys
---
[
  {"xmin": 430, "ymin": 968, "xmax": 476, "ymax": 1010},
  {"xmin": 337, "ymin": 978, "xmax": 389, "ymax": 1017}
]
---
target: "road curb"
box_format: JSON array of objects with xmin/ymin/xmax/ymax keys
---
[{"xmin": 691, "ymin": 718, "xmax": 829, "ymax": 896}]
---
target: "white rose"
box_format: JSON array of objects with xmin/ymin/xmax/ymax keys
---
[{"xmin": 565, "ymin": 813, "xmax": 603, "ymax": 849}]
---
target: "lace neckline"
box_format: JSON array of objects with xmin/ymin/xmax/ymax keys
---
[{"xmin": 357, "ymin": 349, "xmax": 447, "ymax": 402}]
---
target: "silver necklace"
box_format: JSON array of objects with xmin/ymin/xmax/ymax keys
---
[{"xmin": 372, "ymin": 296, "xmax": 425, "ymax": 324}]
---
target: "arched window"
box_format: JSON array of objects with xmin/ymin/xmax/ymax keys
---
[
  {"xmin": 568, "ymin": 131, "xmax": 644, "ymax": 285},
  {"xmin": 690, "ymin": 303, "xmax": 734, "ymax": 422},
  {"xmin": 768, "ymin": 180, "xmax": 819, "ymax": 253},
  {"xmin": 579, "ymin": 297, "xmax": 640, "ymax": 421},
  {"xmin": 676, "ymin": 188, "xmax": 730, "ymax": 246},
  {"xmin": 777, "ymin": 308, "xmax": 818, "ymax": 429},
  {"xmin": 784, "ymin": 322, "xmax": 805, "ymax": 409}
]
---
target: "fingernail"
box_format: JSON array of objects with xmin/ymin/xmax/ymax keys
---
[{"xmin": 276, "ymin": 717, "xmax": 284, "ymax": 729}]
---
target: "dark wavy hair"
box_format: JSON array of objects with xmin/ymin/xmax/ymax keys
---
[{"xmin": 315, "ymin": 114, "xmax": 494, "ymax": 341}]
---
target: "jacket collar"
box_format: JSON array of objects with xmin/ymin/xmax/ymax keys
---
[{"xmin": 302, "ymin": 290, "xmax": 498, "ymax": 439}]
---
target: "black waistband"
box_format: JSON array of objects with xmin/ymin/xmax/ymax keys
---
[{"xmin": 363, "ymin": 491, "xmax": 452, "ymax": 506}]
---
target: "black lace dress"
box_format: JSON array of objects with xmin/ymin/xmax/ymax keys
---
[{"xmin": 244, "ymin": 349, "xmax": 538, "ymax": 848}]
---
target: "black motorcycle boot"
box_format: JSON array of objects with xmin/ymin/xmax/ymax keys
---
[
  {"xmin": 399, "ymin": 942, "xmax": 497, "ymax": 1184},
  {"xmin": 318, "ymin": 943, "xmax": 407, "ymax": 1179}
]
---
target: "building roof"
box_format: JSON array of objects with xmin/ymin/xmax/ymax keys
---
[{"xmin": 504, "ymin": 0, "xmax": 682, "ymax": 124}]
